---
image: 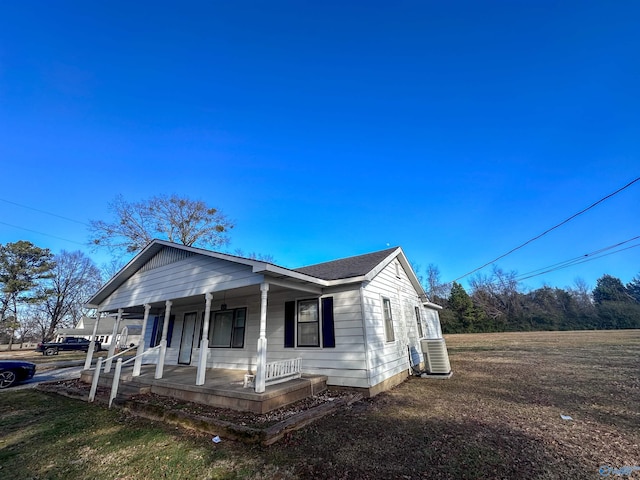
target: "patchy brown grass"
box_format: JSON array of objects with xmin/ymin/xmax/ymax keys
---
[
  {"xmin": 1, "ymin": 330, "xmax": 638, "ymax": 479},
  {"xmin": 267, "ymin": 329, "xmax": 640, "ymax": 479}
]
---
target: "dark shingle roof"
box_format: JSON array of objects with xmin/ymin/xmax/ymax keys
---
[{"xmin": 293, "ymin": 247, "xmax": 399, "ymax": 281}]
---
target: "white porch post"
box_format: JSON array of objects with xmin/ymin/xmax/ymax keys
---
[
  {"xmin": 83, "ymin": 312, "xmax": 101, "ymax": 370},
  {"xmin": 196, "ymin": 293, "xmax": 213, "ymax": 385},
  {"xmin": 133, "ymin": 304, "xmax": 151, "ymax": 377},
  {"xmin": 155, "ymin": 300, "xmax": 173, "ymax": 379},
  {"xmin": 255, "ymin": 282, "xmax": 269, "ymax": 393},
  {"xmin": 104, "ymin": 308, "xmax": 123, "ymax": 373}
]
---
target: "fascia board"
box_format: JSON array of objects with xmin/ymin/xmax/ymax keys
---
[
  {"xmin": 395, "ymin": 249, "xmax": 430, "ymax": 297},
  {"xmin": 86, "ymin": 240, "xmax": 165, "ymax": 306},
  {"xmin": 423, "ymin": 301, "xmax": 443, "ymax": 310},
  {"xmin": 363, "ymin": 248, "xmax": 403, "ymax": 282},
  {"xmin": 253, "ymin": 263, "xmax": 329, "ymax": 286}
]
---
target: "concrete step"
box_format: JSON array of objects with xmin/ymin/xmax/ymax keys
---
[{"xmin": 116, "ymin": 382, "xmax": 151, "ymax": 398}]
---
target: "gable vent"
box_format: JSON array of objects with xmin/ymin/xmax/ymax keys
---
[
  {"xmin": 420, "ymin": 338, "xmax": 452, "ymax": 375},
  {"xmin": 139, "ymin": 247, "xmax": 196, "ymax": 273}
]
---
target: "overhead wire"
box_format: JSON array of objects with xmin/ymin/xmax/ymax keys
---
[
  {"xmin": 0, "ymin": 221, "xmax": 86, "ymax": 246},
  {"xmin": 0, "ymin": 198, "xmax": 89, "ymax": 226},
  {"xmin": 452, "ymin": 176, "xmax": 640, "ymax": 282},
  {"xmin": 514, "ymin": 235, "xmax": 640, "ymax": 281}
]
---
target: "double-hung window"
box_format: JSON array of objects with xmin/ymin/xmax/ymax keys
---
[
  {"xmin": 382, "ymin": 298, "xmax": 395, "ymax": 342},
  {"xmin": 415, "ymin": 306, "xmax": 424, "ymax": 338},
  {"xmin": 284, "ymin": 297, "xmax": 335, "ymax": 348},
  {"xmin": 209, "ymin": 307, "xmax": 246, "ymax": 348},
  {"xmin": 297, "ymin": 299, "xmax": 320, "ymax": 347}
]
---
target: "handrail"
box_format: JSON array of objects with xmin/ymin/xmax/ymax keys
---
[
  {"xmin": 89, "ymin": 345, "xmax": 162, "ymax": 407},
  {"xmin": 103, "ymin": 345, "xmax": 138, "ymax": 373}
]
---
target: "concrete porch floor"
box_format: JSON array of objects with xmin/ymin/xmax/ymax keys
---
[{"xmin": 81, "ymin": 364, "xmax": 328, "ymax": 414}]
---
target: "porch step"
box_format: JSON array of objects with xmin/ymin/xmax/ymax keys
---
[{"xmin": 116, "ymin": 381, "xmax": 151, "ymax": 399}]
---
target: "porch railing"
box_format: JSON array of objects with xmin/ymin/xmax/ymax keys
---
[
  {"xmin": 89, "ymin": 344, "xmax": 161, "ymax": 408},
  {"xmin": 264, "ymin": 357, "xmax": 302, "ymax": 386}
]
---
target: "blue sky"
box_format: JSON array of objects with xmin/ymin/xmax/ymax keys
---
[{"xmin": 0, "ymin": 1, "xmax": 638, "ymax": 293}]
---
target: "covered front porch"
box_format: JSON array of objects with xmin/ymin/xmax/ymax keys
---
[
  {"xmin": 81, "ymin": 363, "xmax": 328, "ymax": 414},
  {"xmin": 82, "ymin": 242, "xmax": 335, "ymax": 412}
]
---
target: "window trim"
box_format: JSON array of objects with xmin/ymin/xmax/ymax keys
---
[
  {"xmin": 208, "ymin": 307, "xmax": 247, "ymax": 349},
  {"xmin": 297, "ymin": 298, "xmax": 320, "ymax": 347},
  {"xmin": 382, "ymin": 297, "xmax": 395, "ymax": 342},
  {"xmin": 415, "ymin": 306, "xmax": 424, "ymax": 338}
]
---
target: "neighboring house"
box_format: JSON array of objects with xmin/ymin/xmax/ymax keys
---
[
  {"xmin": 56, "ymin": 316, "xmax": 143, "ymax": 349},
  {"xmin": 86, "ymin": 239, "xmax": 450, "ymax": 397}
]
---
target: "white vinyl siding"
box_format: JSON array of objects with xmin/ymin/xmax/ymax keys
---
[
  {"xmin": 99, "ymin": 246, "xmax": 442, "ymax": 391},
  {"xmin": 99, "ymin": 254, "xmax": 263, "ymax": 311},
  {"xmin": 362, "ymin": 259, "xmax": 430, "ymax": 388}
]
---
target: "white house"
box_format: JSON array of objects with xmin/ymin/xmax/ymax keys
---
[
  {"xmin": 85, "ymin": 240, "xmax": 450, "ymax": 398},
  {"xmin": 56, "ymin": 316, "xmax": 143, "ymax": 349}
]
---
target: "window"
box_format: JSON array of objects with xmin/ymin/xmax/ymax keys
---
[
  {"xmin": 150, "ymin": 315, "xmax": 175, "ymax": 347},
  {"xmin": 209, "ymin": 307, "xmax": 246, "ymax": 348},
  {"xmin": 382, "ymin": 298, "xmax": 395, "ymax": 342},
  {"xmin": 297, "ymin": 299, "xmax": 319, "ymax": 347},
  {"xmin": 284, "ymin": 298, "xmax": 335, "ymax": 348},
  {"xmin": 415, "ymin": 306, "xmax": 424, "ymax": 338}
]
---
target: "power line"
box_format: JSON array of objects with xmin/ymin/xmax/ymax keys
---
[
  {"xmin": 452, "ymin": 176, "xmax": 640, "ymax": 282},
  {"xmin": 516, "ymin": 244, "xmax": 640, "ymax": 282},
  {"xmin": 514, "ymin": 235, "xmax": 640, "ymax": 281},
  {"xmin": 0, "ymin": 198, "xmax": 89, "ymax": 226},
  {"xmin": 0, "ymin": 221, "xmax": 85, "ymax": 246}
]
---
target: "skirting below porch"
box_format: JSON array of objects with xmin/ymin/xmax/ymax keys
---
[{"xmin": 80, "ymin": 364, "xmax": 328, "ymax": 414}]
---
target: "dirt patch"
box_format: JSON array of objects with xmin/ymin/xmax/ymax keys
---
[{"xmin": 37, "ymin": 378, "xmax": 361, "ymax": 445}]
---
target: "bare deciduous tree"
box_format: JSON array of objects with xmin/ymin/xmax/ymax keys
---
[
  {"xmin": 36, "ymin": 250, "xmax": 103, "ymax": 341},
  {"xmin": 89, "ymin": 194, "xmax": 234, "ymax": 256}
]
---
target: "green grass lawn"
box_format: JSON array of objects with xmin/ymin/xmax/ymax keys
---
[{"xmin": 1, "ymin": 330, "xmax": 638, "ymax": 479}]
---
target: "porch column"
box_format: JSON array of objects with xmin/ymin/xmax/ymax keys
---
[
  {"xmin": 133, "ymin": 304, "xmax": 151, "ymax": 377},
  {"xmin": 196, "ymin": 293, "xmax": 213, "ymax": 385},
  {"xmin": 255, "ymin": 282, "xmax": 269, "ymax": 393},
  {"xmin": 155, "ymin": 300, "xmax": 173, "ymax": 379},
  {"xmin": 84, "ymin": 312, "xmax": 102, "ymax": 370},
  {"xmin": 104, "ymin": 308, "xmax": 123, "ymax": 373}
]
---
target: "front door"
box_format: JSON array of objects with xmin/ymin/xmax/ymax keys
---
[{"xmin": 178, "ymin": 312, "xmax": 196, "ymax": 364}]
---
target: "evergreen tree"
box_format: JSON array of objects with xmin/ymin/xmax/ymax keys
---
[
  {"xmin": 593, "ymin": 274, "xmax": 632, "ymax": 304},
  {"xmin": 626, "ymin": 275, "xmax": 640, "ymax": 303},
  {"xmin": 445, "ymin": 282, "xmax": 476, "ymax": 333},
  {"xmin": 0, "ymin": 241, "xmax": 55, "ymax": 349}
]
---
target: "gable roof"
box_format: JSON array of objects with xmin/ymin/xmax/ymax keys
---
[
  {"xmin": 294, "ymin": 247, "xmax": 399, "ymax": 280},
  {"xmin": 86, "ymin": 240, "xmax": 429, "ymax": 307}
]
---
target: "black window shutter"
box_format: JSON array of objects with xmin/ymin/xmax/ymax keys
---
[
  {"xmin": 284, "ymin": 301, "xmax": 295, "ymax": 348},
  {"xmin": 322, "ymin": 297, "xmax": 335, "ymax": 348},
  {"xmin": 149, "ymin": 316, "xmax": 159, "ymax": 347},
  {"xmin": 166, "ymin": 315, "xmax": 175, "ymax": 347}
]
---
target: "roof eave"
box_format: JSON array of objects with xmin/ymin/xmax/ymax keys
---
[{"xmin": 423, "ymin": 301, "xmax": 443, "ymax": 310}]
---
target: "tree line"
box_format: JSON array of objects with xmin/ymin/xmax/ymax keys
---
[
  {"xmin": 0, "ymin": 194, "xmax": 250, "ymax": 348},
  {"xmin": 0, "ymin": 241, "xmax": 103, "ymax": 348},
  {"xmin": 422, "ymin": 265, "xmax": 640, "ymax": 333},
  {"xmin": 2, "ymin": 193, "xmax": 638, "ymax": 345}
]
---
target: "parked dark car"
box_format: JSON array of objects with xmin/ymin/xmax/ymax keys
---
[
  {"xmin": 0, "ymin": 360, "xmax": 37, "ymax": 389},
  {"xmin": 36, "ymin": 337, "xmax": 101, "ymax": 355}
]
